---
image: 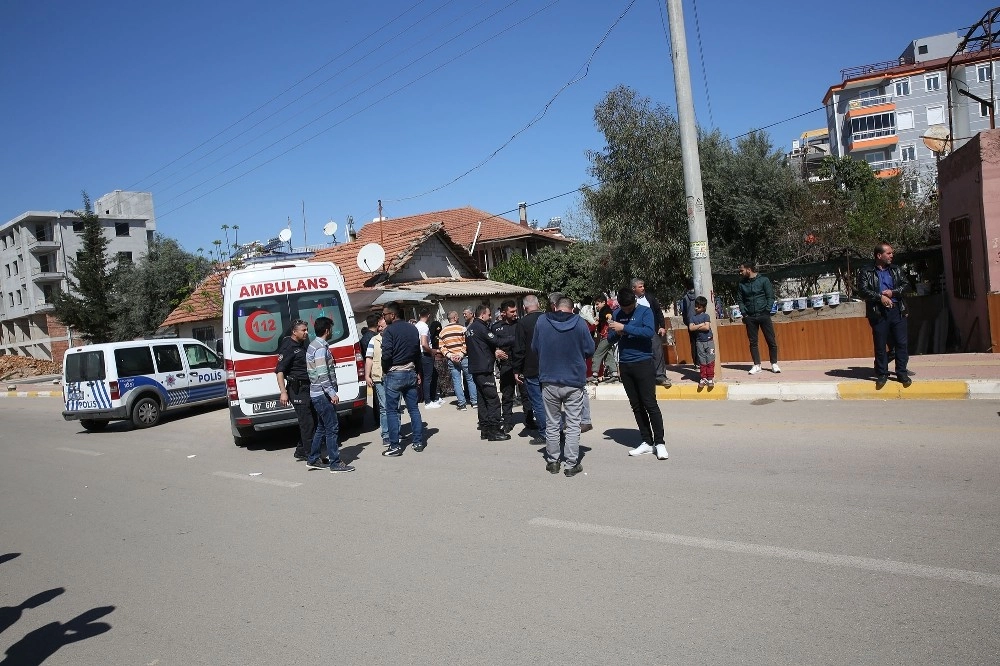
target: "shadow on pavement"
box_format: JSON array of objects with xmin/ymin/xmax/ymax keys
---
[
  {"xmin": 0, "ymin": 588, "xmax": 65, "ymax": 635},
  {"xmin": 1, "ymin": 605, "xmax": 114, "ymax": 666},
  {"xmin": 825, "ymin": 367, "xmax": 876, "ymax": 380}
]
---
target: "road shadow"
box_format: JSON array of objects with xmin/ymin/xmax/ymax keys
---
[
  {"xmin": 1, "ymin": 605, "xmax": 114, "ymax": 666},
  {"xmin": 0, "ymin": 588, "xmax": 65, "ymax": 635},
  {"xmin": 0, "ymin": 553, "xmax": 19, "ymax": 566},
  {"xmin": 534, "ymin": 444, "xmax": 593, "ymax": 462},
  {"xmin": 720, "ymin": 363, "xmax": 756, "ymax": 374},
  {"xmin": 669, "ymin": 365, "xmax": 701, "ymax": 382},
  {"xmin": 825, "ymin": 366, "xmax": 875, "ymax": 380},
  {"xmin": 602, "ymin": 427, "xmax": 644, "ymax": 449}
]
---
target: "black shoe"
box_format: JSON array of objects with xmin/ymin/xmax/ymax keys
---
[
  {"xmin": 412, "ymin": 443, "xmax": 426, "ymax": 452},
  {"xmin": 502, "ymin": 423, "xmax": 515, "ymax": 433},
  {"xmin": 382, "ymin": 446, "xmax": 403, "ymax": 457},
  {"xmin": 487, "ymin": 430, "xmax": 511, "ymax": 441},
  {"xmin": 306, "ymin": 460, "xmax": 327, "ymax": 470},
  {"xmin": 899, "ymin": 374, "xmax": 912, "ymax": 388},
  {"xmin": 563, "ymin": 463, "xmax": 583, "ymax": 477},
  {"xmin": 294, "ymin": 453, "xmax": 308, "ymax": 462},
  {"xmin": 546, "ymin": 460, "xmax": 560, "ymax": 474},
  {"xmin": 657, "ymin": 378, "xmax": 672, "ymax": 388},
  {"xmin": 875, "ymin": 375, "xmax": 888, "ymax": 390},
  {"xmin": 480, "ymin": 430, "xmax": 489, "ymax": 440},
  {"xmin": 329, "ymin": 461, "xmax": 355, "ymax": 473},
  {"xmin": 530, "ymin": 435, "xmax": 546, "ymax": 445},
  {"xmin": 580, "ymin": 423, "xmax": 593, "ymax": 434}
]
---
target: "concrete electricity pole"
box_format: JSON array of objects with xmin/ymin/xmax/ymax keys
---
[{"xmin": 664, "ymin": 0, "xmax": 719, "ymax": 372}]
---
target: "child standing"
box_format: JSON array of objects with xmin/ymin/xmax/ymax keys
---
[{"xmin": 688, "ymin": 296, "xmax": 716, "ymax": 387}]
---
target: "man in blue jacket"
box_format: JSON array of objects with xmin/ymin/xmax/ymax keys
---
[
  {"xmin": 608, "ymin": 287, "xmax": 667, "ymax": 461},
  {"xmin": 532, "ymin": 296, "xmax": 594, "ymax": 477}
]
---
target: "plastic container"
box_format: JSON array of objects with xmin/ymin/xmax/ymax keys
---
[
  {"xmin": 781, "ymin": 298, "xmax": 793, "ymax": 312},
  {"xmin": 826, "ymin": 292, "xmax": 840, "ymax": 306},
  {"xmin": 810, "ymin": 294, "xmax": 825, "ymax": 308},
  {"xmin": 730, "ymin": 305, "xmax": 742, "ymax": 319},
  {"xmin": 795, "ymin": 296, "xmax": 808, "ymax": 310}
]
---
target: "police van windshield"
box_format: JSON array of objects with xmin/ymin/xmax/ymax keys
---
[
  {"xmin": 233, "ymin": 291, "xmax": 350, "ymax": 355},
  {"xmin": 65, "ymin": 351, "xmax": 106, "ymax": 382}
]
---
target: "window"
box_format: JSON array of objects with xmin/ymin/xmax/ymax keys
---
[
  {"xmin": 978, "ymin": 63, "xmax": 993, "ymax": 82},
  {"xmin": 41, "ymin": 284, "xmax": 57, "ymax": 303},
  {"xmin": 864, "ymin": 151, "xmax": 887, "ymax": 164},
  {"xmin": 924, "ymin": 73, "xmax": 941, "ymax": 92},
  {"xmin": 153, "ymin": 345, "xmax": 184, "ymax": 373},
  {"xmin": 850, "ymin": 112, "xmax": 896, "ymax": 141},
  {"xmin": 900, "ymin": 145, "xmax": 916, "ymax": 162},
  {"xmin": 15, "ymin": 290, "xmax": 22, "ymax": 305},
  {"xmin": 115, "ymin": 222, "xmax": 130, "ymax": 237},
  {"xmin": 117, "ymin": 251, "xmax": 133, "ymax": 264},
  {"xmin": 114, "ymin": 347, "xmax": 156, "ymax": 377},
  {"xmin": 184, "ymin": 343, "xmax": 221, "ymax": 370},
  {"xmin": 192, "ymin": 326, "xmax": 216, "ymax": 344},
  {"xmin": 904, "ymin": 179, "xmax": 920, "ymax": 195},
  {"xmin": 927, "ymin": 105, "xmax": 945, "ymax": 125},
  {"xmin": 893, "ymin": 78, "xmax": 910, "ymax": 96},
  {"xmin": 232, "ymin": 290, "xmax": 349, "ymax": 356},
  {"xmin": 950, "ymin": 216, "xmax": 974, "ymax": 299},
  {"xmin": 981, "ymin": 101, "xmax": 993, "ymax": 118},
  {"xmin": 38, "ymin": 254, "xmax": 53, "ymax": 273},
  {"xmin": 72, "ymin": 219, "xmax": 85, "ymax": 233},
  {"xmin": 76, "ymin": 251, "xmax": 84, "ymax": 264},
  {"xmin": 65, "ymin": 351, "xmax": 105, "ymax": 382},
  {"xmin": 3, "ymin": 264, "xmax": 8, "ymax": 277},
  {"xmin": 918, "ymin": 45, "xmax": 929, "ymax": 55},
  {"xmin": 34, "ymin": 224, "xmax": 49, "ymax": 242},
  {"xmin": 12, "ymin": 259, "xmax": 18, "ymax": 275}
]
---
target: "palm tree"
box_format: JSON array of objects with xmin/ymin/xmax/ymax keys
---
[{"xmin": 221, "ymin": 225, "xmax": 231, "ymax": 259}]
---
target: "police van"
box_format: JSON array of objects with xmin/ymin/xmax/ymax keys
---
[
  {"xmin": 62, "ymin": 338, "xmax": 226, "ymax": 431},
  {"xmin": 221, "ymin": 258, "xmax": 366, "ymax": 447}
]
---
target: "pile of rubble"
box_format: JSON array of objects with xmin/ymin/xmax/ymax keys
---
[{"xmin": 0, "ymin": 355, "xmax": 61, "ymax": 381}]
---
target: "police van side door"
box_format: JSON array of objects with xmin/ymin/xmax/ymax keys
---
[
  {"xmin": 182, "ymin": 343, "xmax": 226, "ymax": 404},
  {"xmin": 150, "ymin": 343, "xmax": 191, "ymax": 409}
]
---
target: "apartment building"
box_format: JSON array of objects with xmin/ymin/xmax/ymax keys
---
[
  {"xmin": 823, "ymin": 28, "xmax": 997, "ymax": 194},
  {"xmin": 786, "ymin": 128, "xmax": 831, "ymax": 181},
  {"xmin": 0, "ymin": 190, "xmax": 156, "ymax": 363}
]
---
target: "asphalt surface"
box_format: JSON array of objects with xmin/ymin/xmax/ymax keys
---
[{"xmin": 1, "ymin": 397, "xmax": 999, "ymax": 665}]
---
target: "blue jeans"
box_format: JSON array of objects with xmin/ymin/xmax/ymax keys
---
[
  {"xmin": 421, "ymin": 354, "xmax": 436, "ymax": 403},
  {"xmin": 385, "ymin": 370, "xmax": 424, "ymax": 447},
  {"xmin": 871, "ymin": 307, "xmax": 909, "ymax": 377},
  {"xmin": 448, "ymin": 357, "xmax": 469, "ymax": 407},
  {"xmin": 523, "ymin": 376, "xmax": 545, "ymax": 432},
  {"xmin": 309, "ymin": 395, "xmax": 341, "ymax": 467},
  {"xmin": 373, "ymin": 381, "xmax": 389, "ymax": 442}
]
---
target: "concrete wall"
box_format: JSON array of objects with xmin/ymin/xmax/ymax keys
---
[{"xmin": 938, "ymin": 130, "xmax": 1000, "ymax": 352}]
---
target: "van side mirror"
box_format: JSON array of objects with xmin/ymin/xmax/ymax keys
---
[{"xmin": 215, "ymin": 339, "xmax": 223, "ymax": 355}]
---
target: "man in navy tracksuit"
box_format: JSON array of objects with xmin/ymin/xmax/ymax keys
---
[
  {"xmin": 607, "ymin": 287, "xmax": 667, "ymax": 461},
  {"xmin": 532, "ymin": 296, "xmax": 594, "ymax": 477}
]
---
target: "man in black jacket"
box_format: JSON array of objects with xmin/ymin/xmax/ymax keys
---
[
  {"xmin": 512, "ymin": 294, "xmax": 545, "ymax": 445},
  {"xmin": 857, "ymin": 243, "xmax": 912, "ymax": 390},
  {"xmin": 275, "ymin": 319, "xmax": 316, "ymax": 462},
  {"xmin": 379, "ymin": 301, "xmax": 426, "ymax": 455},
  {"xmin": 490, "ymin": 299, "xmax": 518, "ymax": 432},
  {"xmin": 631, "ymin": 278, "xmax": 671, "ymax": 387},
  {"xmin": 466, "ymin": 304, "xmax": 510, "ymax": 441}
]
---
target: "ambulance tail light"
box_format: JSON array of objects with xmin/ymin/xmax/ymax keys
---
[
  {"xmin": 354, "ymin": 343, "xmax": 365, "ymax": 381},
  {"xmin": 226, "ymin": 359, "xmax": 239, "ymax": 400},
  {"xmin": 109, "ymin": 381, "xmax": 120, "ymax": 401}
]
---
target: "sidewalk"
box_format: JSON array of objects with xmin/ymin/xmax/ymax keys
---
[
  {"xmin": 594, "ymin": 353, "xmax": 1000, "ymax": 401},
  {"xmin": 5, "ymin": 356, "xmax": 1000, "ymax": 401}
]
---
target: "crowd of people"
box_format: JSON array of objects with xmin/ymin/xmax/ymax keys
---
[{"xmin": 273, "ymin": 245, "xmax": 913, "ymax": 476}]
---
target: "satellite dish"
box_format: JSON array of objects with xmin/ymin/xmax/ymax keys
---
[
  {"xmin": 323, "ymin": 221, "xmax": 338, "ymax": 236},
  {"xmin": 278, "ymin": 228, "xmax": 292, "ymax": 243},
  {"xmin": 356, "ymin": 243, "xmax": 386, "ymax": 273},
  {"xmin": 922, "ymin": 126, "xmax": 951, "ymax": 154}
]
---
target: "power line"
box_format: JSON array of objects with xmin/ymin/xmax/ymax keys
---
[{"xmin": 690, "ymin": 0, "xmax": 714, "ymax": 127}]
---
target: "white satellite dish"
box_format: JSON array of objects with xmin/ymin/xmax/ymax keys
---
[
  {"xmin": 922, "ymin": 126, "xmax": 951, "ymax": 155},
  {"xmin": 323, "ymin": 221, "xmax": 338, "ymax": 236},
  {"xmin": 356, "ymin": 243, "xmax": 386, "ymax": 273},
  {"xmin": 278, "ymin": 228, "xmax": 292, "ymax": 243}
]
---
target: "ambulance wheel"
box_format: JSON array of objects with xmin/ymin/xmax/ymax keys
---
[
  {"xmin": 80, "ymin": 419, "xmax": 109, "ymax": 432},
  {"xmin": 131, "ymin": 397, "xmax": 162, "ymax": 429}
]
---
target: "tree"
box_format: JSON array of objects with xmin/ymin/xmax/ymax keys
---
[
  {"xmin": 110, "ymin": 235, "xmax": 213, "ymax": 340},
  {"xmin": 489, "ymin": 243, "xmax": 605, "ymax": 304},
  {"xmin": 52, "ymin": 192, "xmax": 115, "ymax": 343}
]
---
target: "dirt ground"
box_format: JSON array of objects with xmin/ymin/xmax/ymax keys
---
[{"xmin": 0, "ymin": 355, "xmax": 61, "ymax": 382}]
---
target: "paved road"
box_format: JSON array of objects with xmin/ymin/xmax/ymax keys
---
[{"xmin": 1, "ymin": 397, "xmax": 998, "ymax": 665}]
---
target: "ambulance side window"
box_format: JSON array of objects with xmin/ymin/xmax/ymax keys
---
[
  {"xmin": 115, "ymin": 347, "xmax": 155, "ymax": 377},
  {"xmin": 153, "ymin": 345, "xmax": 184, "ymax": 373},
  {"xmin": 233, "ymin": 298, "xmax": 286, "ymax": 355}
]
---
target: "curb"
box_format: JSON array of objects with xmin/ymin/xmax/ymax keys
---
[
  {"xmin": 593, "ymin": 381, "xmax": 1000, "ymax": 401},
  {"xmin": 1, "ymin": 391, "xmax": 61, "ymax": 398}
]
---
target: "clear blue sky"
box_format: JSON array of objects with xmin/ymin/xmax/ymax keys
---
[{"xmin": 0, "ymin": 0, "xmax": 980, "ymax": 254}]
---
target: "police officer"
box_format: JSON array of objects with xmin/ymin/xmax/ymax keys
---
[
  {"xmin": 276, "ymin": 319, "xmax": 316, "ymax": 461},
  {"xmin": 489, "ymin": 299, "xmax": 518, "ymax": 431},
  {"xmin": 466, "ymin": 304, "xmax": 510, "ymax": 441}
]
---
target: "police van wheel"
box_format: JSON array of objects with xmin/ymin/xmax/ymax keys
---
[
  {"xmin": 131, "ymin": 397, "xmax": 162, "ymax": 429},
  {"xmin": 80, "ymin": 419, "xmax": 109, "ymax": 432}
]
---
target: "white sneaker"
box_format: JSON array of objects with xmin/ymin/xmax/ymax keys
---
[
  {"xmin": 771, "ymin": 363, "xmax": 781, "ymax": 373},
  {"xmin": 425, "ymin": 401, "xmax": 442, "ymax": 409},
  {"xmin": 654, "ymin": 444, "xmax": 668, "ymax": 460},
  {"xmin": 748, "ymin": 364, "xmax": 762, "ymax": 375},
  {"xmin": 629, "ymin": 442, "xmax": 654, "ymax": 456}
]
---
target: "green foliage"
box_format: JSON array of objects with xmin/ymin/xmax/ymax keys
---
[
  {"xmin": 110, "ymin": 235, "xmax": 213, "ymax": 340},
  {"xmin": 52, "ymin": 192, "xmax": 115, "ymax": 343},
  {"xmin": 490, "ymin": 243, "xmax": 606, "ymax": 303}
]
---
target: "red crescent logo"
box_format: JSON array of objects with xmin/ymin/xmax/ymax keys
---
[{"xmin": 245, "ymin": 310, "xmax": 276, "ymax": 343}]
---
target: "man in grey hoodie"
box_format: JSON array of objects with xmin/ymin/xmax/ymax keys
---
[{"xmin": 532, "ymin": 296, "xmax": 595, "ymax": 477}]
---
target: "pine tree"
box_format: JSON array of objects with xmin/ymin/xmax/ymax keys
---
[{"xmin": 52, "ymin": 192, "xmax": 115, "ymax": 343}]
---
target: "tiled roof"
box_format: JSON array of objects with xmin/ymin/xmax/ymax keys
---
[
  {"xmin": 356, "ymin": 206, "xmax": 571, "ymax": 248},
  {"xmin": 161, "ymin": 271, "xmax": 225, "ymax": 327}
]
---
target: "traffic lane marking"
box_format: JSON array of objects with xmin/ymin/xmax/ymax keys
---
[
  {"xmin": 212, "ymin": 471, "xmax": 302, "ymax": 488},
  {"xmin": 55, "ymin": 447, "xmax": 104, "ymax": 456},
  {"xmin": 530, "ymin": 517, "xmax": 1000, "ymax": 589}
]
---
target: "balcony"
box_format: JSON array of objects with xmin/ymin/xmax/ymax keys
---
[
  {"xmin": 27, "ymin": 239, "xmax": 60, "ymax": 254},
  {"xmin": 868, "ymin": 159, "xmax": 901, "ymax": 178},
  {"xmin": 848, "ymin": 95, "xmax": 893, "ymax": 109},
  {"xmin": 31, "ymin": 268, "xmax": 64, "ymax": 283},
  {"xmin": 849, "ymin": 128, "xmax": 898, "ymax": 151}
]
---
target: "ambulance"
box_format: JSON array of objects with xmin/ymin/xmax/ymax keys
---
[{"xmin": 221, "ymin": 258, "xmax": 366, "ymax": 446}]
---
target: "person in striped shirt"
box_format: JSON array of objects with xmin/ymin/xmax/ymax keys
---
[
  {"xmin": 439, "ymin": 310, "xmax": 476, "ymax": 410},
  {"xmin": 305, "ymin": 316, "xmax": 354, "ymax": 473}
]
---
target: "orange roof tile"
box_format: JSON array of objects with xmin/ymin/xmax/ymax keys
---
[
  {"xmin": 161, "ymin": 271, "xmax": 224, "ymax": 327},
  {"xmin": 356, "ymin": 206, "xmax": 570, "ymax": 248}
]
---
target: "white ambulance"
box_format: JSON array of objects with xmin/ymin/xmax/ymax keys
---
[
  {"xmin": 62, "ymin": 338, "xmax": 226, "ymax": 431},
  {"xmin": 221, "ymin": 258, "xmax": 366, "ymax": 446}
]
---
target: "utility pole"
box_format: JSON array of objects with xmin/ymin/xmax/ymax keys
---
[{"xmin": 664, "ymin": 0, "xmax": 719, "ymax": 373}]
